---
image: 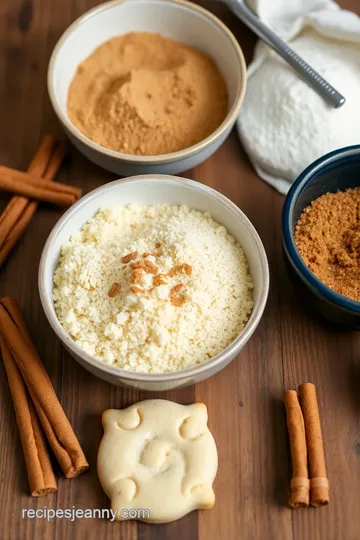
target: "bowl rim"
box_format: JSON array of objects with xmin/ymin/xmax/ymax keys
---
[
  {"xmin": 39, "ymin": 174, "xmax": 270, "ymax": 382},
  {"xmin": 47, "ymin": 0, "xmax": 247, "ymax": 165},
  {"xmin": 282, "ymin": 144, "xmax": 360, "ymax": 313}
]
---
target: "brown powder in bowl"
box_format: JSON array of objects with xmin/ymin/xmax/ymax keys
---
[
  {"xmin": 67, "ymin": 32, "xmax": 228, "ymax": 156},
  {"xmin": 294, "ymin": 187, "xmax": 360, "ymax": 302}
]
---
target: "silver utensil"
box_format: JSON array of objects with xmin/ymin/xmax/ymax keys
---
[{"xmin": 225, "ymin": 0, "xmax": 346, "ymax": 108}]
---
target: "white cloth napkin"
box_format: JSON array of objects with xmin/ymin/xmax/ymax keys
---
[{"xmin": 236, "ymin": 0, "xmax": 360, "ymax": 194}]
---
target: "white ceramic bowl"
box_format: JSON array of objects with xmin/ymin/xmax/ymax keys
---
[
  {"xmin": 47, "ymin": 0, "xmax": 246, "ymax": 176},
  {"xmin": 39, "ymin": 175, "xmax": 269, "ymax": 391}
]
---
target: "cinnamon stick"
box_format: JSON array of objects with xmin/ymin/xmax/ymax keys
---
[
  {"xmin": 0, "ymin": 167, "xmax": 80, "ymax": 207},
  {"xmin": 0, "ymin": 203, "xmax": 37, "ymax": 267},
  {"xmin": 0, "ymin": 197, "xmax": 24, "ymax": 245},
  {"xmin": 0, "ymin": 166, "xmax": 81, "ymax": 197},
  {"xmin": 0, "ymin": 335, "xmax": 57, "ymax": 496},
  {"xmin": 298, "ymin": 383, "xmax": 329, "ymax": 507},
  {"xmin": 0, "ymin": 135, "xmax": 55, "ymax": 252},
  {"xmin": 0, "ymin": 138, "xmax": 65, "ymax": 267},
  {"xmin": 0, "ymin": 298, "xmax": 89, "ymax": 479},
  {"xmin": 42, "ymin": 143, "xmax": 67, "ymax": 181},
  {"xmin": 284, "ymin": 390, "xmax": 309, "ymax": 508}
]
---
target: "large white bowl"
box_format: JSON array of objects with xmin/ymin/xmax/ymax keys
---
[
  {"xmin": 47, "ymin": 0, "xmax": 246, "ymax": 176},
  {"xmin": 39, "ymin": 175, "xmax": 269, "ymax": 391}
]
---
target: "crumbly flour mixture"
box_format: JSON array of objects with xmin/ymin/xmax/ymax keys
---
[
  {"xmin": 53, "ymin": 205, "xmax": 253, "ymax": 373},
  {"xmin": 67, "ymin": 32, "xmax": 227, "ymax": 156}
]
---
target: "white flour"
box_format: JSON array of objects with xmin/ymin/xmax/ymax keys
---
[
  {"xmin": 238, "ymin": 29, "xmax": 360, "ymax": 193},
  {"xmin": 53, "ymin": 205, "xmax": 253, "ymax": 373}
]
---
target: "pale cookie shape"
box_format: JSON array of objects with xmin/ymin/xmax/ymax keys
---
[{"xmin": 97, "ymin": 400, "xmax": 218, "ymax": 523}]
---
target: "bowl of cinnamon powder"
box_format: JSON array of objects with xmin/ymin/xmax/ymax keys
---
[
  {"xmin": 47, "ymin": 0, "xmax": 246, "ymax": 176},
  {"xmin": 282, "ymin": 145, "xmax": 360, "ymax": 328}
]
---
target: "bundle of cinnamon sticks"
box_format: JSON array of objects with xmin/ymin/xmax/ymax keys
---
[
  {"xmin": 0, "ymin": 134, "xmax": 81, "ymax": 268},
  {"xmin": 0, "ymin": 166, "xmax": 81, "ymax": 207},
  {"xmin": 284, "ymin": 383, "xmax": 329, "ymax": 508},
  {"xmin": 0, "ymin": 297, "xmax": 88, "ymax": 496}
]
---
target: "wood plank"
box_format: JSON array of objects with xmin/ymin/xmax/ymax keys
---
[
  {"xmin": 275, "ymin": 195, "xmax": 360, "ymax": 540},
  {"xmin": 0, "ymin": 0, "xmax": 359, "ymax": 539},
  {"xmin": 195, "ymin": 136, "xmax": 293, "ymax": 540}
]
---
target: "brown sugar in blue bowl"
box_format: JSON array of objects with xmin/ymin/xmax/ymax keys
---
[{"xmin": 282, "ymin": 145, "xmax": 360, "ymax": 328}]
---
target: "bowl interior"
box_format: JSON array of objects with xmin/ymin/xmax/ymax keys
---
[
  {"xmin": 50, "ymin": 0, "xmax": 242, "ymax": 120},
  {"xmin": 291, "ymin": 153, "xmax": 360, "ymax": 227},
  {"xmin": 40, "ymin": 176, "xmax": 269, "ymax": 377},
  {"xmin": 283, "ymin": 146, "xmax": 360, "ymax": 314}
]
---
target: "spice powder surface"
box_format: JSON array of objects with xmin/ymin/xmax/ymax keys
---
[
  {"xmin": 295, "ymin": 187, "xmax": 360, "ymax": 302},
  {"xmin": 67, "ymin": 32, "xmax": 228, "ymax": 156}
]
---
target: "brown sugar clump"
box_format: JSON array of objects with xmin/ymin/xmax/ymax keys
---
[
  {"xmin": 168, "ymin": 264, "xmax": 192, "ymax": 277},
  {"xmin": 108, "ymin": 283, "xmax": 121, "ymax": 298},
  {"xmin": 131, "ymin": 269, "xmax": 143, "ymax": 284},
  {"xmin": 121, "ymin": 251, "xmax": 138, "ymax": 264},
  {"xmin": 67, "ymin": 32, "xmax": 228, "ymax": 156},
  {"xmin": 143, "ymin": 260, "xmax": 159, "ymax": 275},
  {"xmin": 170, "ymin": 283, "xmax": 186, "ymax": 307},
  {"xmin": 294, "ymin": 187, "xmax": 360, "ymax": 302},
  {"xmin": 153, "ymin": 274, "xmax": 168, "ymax": 287}
]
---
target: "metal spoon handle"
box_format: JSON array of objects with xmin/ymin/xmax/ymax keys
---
[{"xmin": 227, "ymin": 0, "xmax": 346, "ymax": 108}]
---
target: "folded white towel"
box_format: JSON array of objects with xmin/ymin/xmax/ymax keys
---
[{"xmin": 236, "ymin": 0, "xmax": 360, "ymax": 194}]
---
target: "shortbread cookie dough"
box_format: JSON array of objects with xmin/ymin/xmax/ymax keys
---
[{"xmin": 97, "ymin": 400, "xmax": 218, "ymax": 523}]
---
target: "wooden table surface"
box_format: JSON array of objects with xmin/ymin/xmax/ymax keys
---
[{"xmin": 0, "ymin": 1, "xmax": 359, "ymax": 539}]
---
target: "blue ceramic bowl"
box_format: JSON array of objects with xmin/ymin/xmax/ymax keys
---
[{"xmin": 282, "ymin": 145, "xmax": 360, "ymax": 328}]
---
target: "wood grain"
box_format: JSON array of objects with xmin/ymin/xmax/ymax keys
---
[{"xmin": 0, "ymin": 1, "xmax": 359, "ymax": 539}]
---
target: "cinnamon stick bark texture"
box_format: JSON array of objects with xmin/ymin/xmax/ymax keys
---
[
  {"xmin": 0, "ymin": 203, "xmax": 39, "ymax": 267},
  {"xmin": 0, "ymin": 298, "xmax": 89, "ymax": 481},
  {"xmin": 298, "ymin": 383, "xmax": 329, "ymax": 507},
  {"xmin": 0, "ymin": 136, "xmax": 66, "ymax": 267},
  {"xmin": 0, "ymin": 167, "xmax": 81, "ymax": 195},
  {"xmin": 0, "ymin": 135, "xmax": 55, "ymax": 251},
  {"xmin": 283, "ymin": 390, "xmax": 309, "ymax": 508},
  {"xmin": 0, "ymin": 165, "xmax": 81, "ymax": 206},
  {"xmin": 0, "ymin": 335, "xmax": 57, "ymax": 496}
]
